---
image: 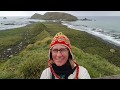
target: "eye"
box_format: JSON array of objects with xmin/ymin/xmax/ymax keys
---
[
  {"xmin": 60, "ymin": 48, "xmax": 68, "ymax": 53},
  {"xmin": 52, "ymin": 49, "xmax": 58, "ymax": 53},
  {"xmin": 52, "ymin": 48, "xmax": 68, "ymax": 54},
  {"xmin": 60, "ymin": 48, "xmax": 66, "ymax": 52}
]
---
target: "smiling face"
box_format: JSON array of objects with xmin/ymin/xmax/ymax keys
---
[{"xmin": 51, "ymin": 44, "xmax": 69, "ymax": 66}]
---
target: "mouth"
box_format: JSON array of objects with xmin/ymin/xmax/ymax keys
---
[{"xmin": 55, "ymin": 59, "xmax": 62, "ymax": 62}]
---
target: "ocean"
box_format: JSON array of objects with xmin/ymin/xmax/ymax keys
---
[
  {"xmin": 0, "ymin": 16, "xmax": 44, "ymax": 30},
  {"xmin": 62, "ymin": 16, "xmax": 120, "ymax": 47},
  {"xmin": 0, "ymin": 16, "xmax": 120, "ymax": 47}
]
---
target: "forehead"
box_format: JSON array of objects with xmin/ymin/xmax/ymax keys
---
[{"xmin": 52, "ymin": 44, "xmax": 67, "ymax": 49}]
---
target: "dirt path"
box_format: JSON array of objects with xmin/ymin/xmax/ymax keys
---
[{"xmin": 0, "ymin": 31, "xmax": 30, "ymax": 60}]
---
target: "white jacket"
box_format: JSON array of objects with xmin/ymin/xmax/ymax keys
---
[{"xmin": 40, "ymin": 66, "xmax": 91, "ymax": 79}]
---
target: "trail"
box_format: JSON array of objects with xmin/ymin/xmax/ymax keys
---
[{"xmin": 0, "ymin": 31, "xmax": 31, "ymax": 60}]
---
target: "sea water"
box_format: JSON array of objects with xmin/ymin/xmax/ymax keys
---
[
  {"xmin": 0, "ymin": 16, "xmax": 44, "ymax": 30},
  {"xmin": 62, "ymin": 16, "xmax": 120, "ymax": 47},
  {"xmin": 0, "ymin": 16, "xmax": 120, "ymax": 47}
]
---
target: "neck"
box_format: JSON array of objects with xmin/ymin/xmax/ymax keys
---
[{"xmin": 52, "ymin": 60, "xmax": 75, "ymax": 78}]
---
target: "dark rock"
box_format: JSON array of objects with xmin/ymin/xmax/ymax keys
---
[{"xmin": 3, "ymin": 17, "xmax": 7, "ymax": 19}]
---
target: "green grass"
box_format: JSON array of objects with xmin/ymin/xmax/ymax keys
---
[
  {"xmin": 43, "ymin": 22, "xmax": 120, "ymax": 67},
  {"xmin": 72, "ymin": 46, "xmax": 120, "ymax": 78},
  {"xmin": 0, "ymin": 23, "xmax": 47, "ymax": 52},
  {"xmin": 0, "ymin": 30, "xmax": 50, "ymax": 79},
  {"xmin": 0, "ymin": 22, "xmax": 120, "ymax": 79}
]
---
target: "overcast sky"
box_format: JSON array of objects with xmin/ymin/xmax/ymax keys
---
[{"xmin": 0, "ymin": 11, "xmax": 120, "ymax": 16}]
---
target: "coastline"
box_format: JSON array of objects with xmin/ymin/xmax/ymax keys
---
[
  {"xmin": 1, "ymin": 22, "xmax": 120, "ymax": 65},
  {"xmin": 87, "ymin": 32, "xmax": 120, "ymax": 50},
  {"xmin": 56, "ymin": 22, "xmax": 120, "ymax": 67},
  {"xmin": 0, "ymin": 22, "xmax": 120, "ymax": 78},
  {"xmin": 61, "ymin": 22, "xmax": 120, "ymax": 50},
  {"xmin": 61, "ymin": 23, "xmax": 120, "ymax": 49}
]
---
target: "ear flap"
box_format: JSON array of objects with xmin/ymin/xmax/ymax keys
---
[{"xmin": 48, "ymin": 59, "xmax": 54, "ymax": 67}]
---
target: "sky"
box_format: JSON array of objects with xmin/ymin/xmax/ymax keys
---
[{"xmin": 0, "ymin": 11, "xmax": 120, "ymax": 16}]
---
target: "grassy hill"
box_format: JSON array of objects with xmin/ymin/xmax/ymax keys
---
[
  {"xmin": 43, "ymin": 22, "xmax": 120, "ymax": 67},
  {"xmin": 0, "ymin": 22, "xmax": 120, "ymax": 79}
]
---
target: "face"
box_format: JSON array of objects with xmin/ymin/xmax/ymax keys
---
[{"xmin": 51, "ymin": 44, "xmax": 69, "ymax": 66}]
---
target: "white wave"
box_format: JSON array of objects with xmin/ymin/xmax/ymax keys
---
[{"xmin": 62, "ymin": 22, "xmax": 120, "ymax": 47}]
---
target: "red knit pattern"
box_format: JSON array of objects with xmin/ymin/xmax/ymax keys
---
[{"xmin": 50, "ymin": 34, "xmax": 71, "ymax": 50}]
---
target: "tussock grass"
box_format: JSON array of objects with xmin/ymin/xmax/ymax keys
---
[
  {"xmin": 43, "ymin": 22, "xmax": 120, "ymax": 67},
  {"xmin": 0, "ymin": 23, "xmax": 47, "ymax": 52},
  {"xmin": 0, "ymin": 22, "xmax": 120, "ymax": 79},
  {"xmin": 72, "ymin": 46, "xmax": 120, "ymax": 78}
]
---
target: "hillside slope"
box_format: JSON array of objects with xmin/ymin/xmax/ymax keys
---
[{"xmin": 0, "ymin": 22, "xmax": 120, "ymax": 79}]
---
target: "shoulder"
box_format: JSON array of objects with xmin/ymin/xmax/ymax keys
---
[
  {"xmin": 68, "ymin": 66, "xmax": 91, "ymax": 79},
  {"xmin": 40, "ymin": 67, "xmax": 52, "ymax": 79},
  {"xmin": 79, "ymin": 66, "xmax": 87, "ymax": 72},
  {"xmin": 78, "ymin": 66, "xmax": 91, "ymax": 79}
]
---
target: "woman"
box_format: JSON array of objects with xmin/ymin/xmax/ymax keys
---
[{"xmin": 40, "ymin": 32, "xmax": 91, "ymax": 79}]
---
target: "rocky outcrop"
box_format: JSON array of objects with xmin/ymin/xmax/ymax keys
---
[
  {"xmin": 3, "ymin": 17, "xmax": 7, "ymax": 19},
  {"xmin": 30, "ymin": 13, "xmax": 43, "ymax": 19},
  {"xmin": 79, "ymin": 18, "xmax": 92, "ymax": 21},
  {"xmin": 30, "ymin": 12, "xmax": 78, "ymax": 21}
]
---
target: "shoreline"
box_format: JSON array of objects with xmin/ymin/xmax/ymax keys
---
[
  {"xmin": 0, "ymin": 22, "xmax": 120, "ymax": 78},
  {"xmin": 60, "ymin": 22, "xmax": 120, "ymax": 67},
  {"xmin": 61, "ymin": 23, "xmax": 120, "ymax": 50},
  {"xmin": 87, "ymin": 32, "xmax": 120, "ymax": 50},
  {"xmin": 61, "ymin": 22, "xmax": 120, "ymax": 50},
  {"xmin": 2, "ymin": 20, "xmax": 119, "ymax": 50},
  {"xmin": 0, "ymin": 22, "xmax": 120, "ymax": 61}
]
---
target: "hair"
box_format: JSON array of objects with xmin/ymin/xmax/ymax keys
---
[
  {"xmin": 68, "ymin": 49, "xmax": 72, "ymax": 60},
  {"xmin": 50, "ymin": 51, "xmax": 52, "ymax": 60}
]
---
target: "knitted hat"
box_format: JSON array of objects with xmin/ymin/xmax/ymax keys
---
[{"xmin": 49, "ymin": 32, "xmax": 74, "ymax": 60}]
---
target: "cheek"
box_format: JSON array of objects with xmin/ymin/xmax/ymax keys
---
[
  {"xmin": 52, "ymin": 53, "xmax": 56, "ymax": 59},
  {"xmin": 65, "ymin": 51, "xmax": 69, "ymax": 58},
  {"xmin": 66, "ymin": 55, "xmax": 69, "ymax": 61}
]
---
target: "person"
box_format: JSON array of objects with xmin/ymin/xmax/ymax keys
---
[{"xmin": 40, "ymin": 32, "xmax": 91, "ymax": 79}]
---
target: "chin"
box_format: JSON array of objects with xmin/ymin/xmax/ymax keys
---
[{"xmin": 55, "ymin": 63, "xmax": 64, "ymax": 66}]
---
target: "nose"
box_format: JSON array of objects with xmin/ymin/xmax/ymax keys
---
[{"xmin": 56, "ymin": 51, "xmax": 62, "ymax": 57}]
